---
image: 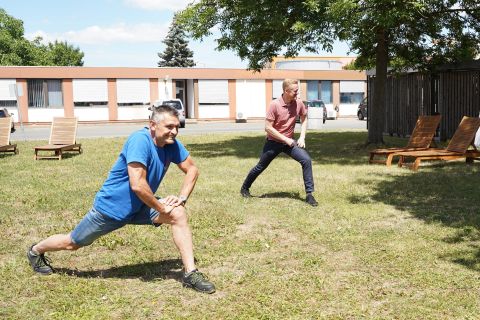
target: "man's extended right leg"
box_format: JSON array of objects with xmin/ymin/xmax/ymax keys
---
[
  {"xmin": 241, "ymin": 140, "xmax": 282, "ymax": 197},
  {"xmin": 28, "ymin": 208, "xmax": 124, "ymax": 275}
]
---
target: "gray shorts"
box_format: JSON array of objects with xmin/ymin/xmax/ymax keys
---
[{"xmin": 70, "ymin": 206, "xmax": 161, "ymax": 247}]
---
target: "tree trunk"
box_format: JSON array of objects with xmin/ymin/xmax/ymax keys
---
[{"xmin": 368, "ymin": 28, "xmax": 388, "ymax": 144}]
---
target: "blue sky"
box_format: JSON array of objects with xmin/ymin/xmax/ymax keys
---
[{"xmin": 1, "ymin": 0, "xmax": 352, "ymax": 68}]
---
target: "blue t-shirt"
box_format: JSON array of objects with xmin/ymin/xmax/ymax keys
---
[{"xmin": 93, "ymin": 128, "xmax": 189, "ymax": 221}]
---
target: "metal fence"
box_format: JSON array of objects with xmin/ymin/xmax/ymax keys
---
[{"xmin": 367, "ymin": 61, "xmax": 480, "ymax": 140}]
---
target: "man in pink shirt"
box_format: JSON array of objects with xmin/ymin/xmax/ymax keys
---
[{"xmin": 240, "ymin": 79, "xmax": 318, "ymax": 206}]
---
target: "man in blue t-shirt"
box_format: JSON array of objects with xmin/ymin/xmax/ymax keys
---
[{"xmin": 27, "ymin": 105, "xmax": 215, "ymax": 294}]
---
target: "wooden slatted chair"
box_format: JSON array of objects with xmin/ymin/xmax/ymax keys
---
[
  {"xmin": 397, "ymin": 116, "xmax": 480, "ymax": 171},
  {"xmin": 34, "ymin": 117, "xmax": 82, "ymax": 160},
  {"xmin": 369, "ymin": 114, "xmax": 441, "ymax": 166},
  {"xmin": 0, "ymin": 117, "xmax": 18, "ymax": 155}
]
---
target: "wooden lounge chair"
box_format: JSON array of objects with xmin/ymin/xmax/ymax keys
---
[
  {"xmin": 369, "ymin": 114, "xmax": 441, "ymax": 166},
  {"xmin": 0, "ymin": 117, "xmax": 18, "ymax": 155},
  {"xmin": 34, "ymin": 117, "xmax": 82, "ymax": 160},
  {"xmin": 397, "ymin": 116, "xmax": 480, "ymax": 171}
]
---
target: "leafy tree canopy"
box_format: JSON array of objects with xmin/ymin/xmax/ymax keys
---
[
  {"xmin": 179, "ymin": 1, "xmax": 479, "ymax": 71},
  {"xmin": 0, "ymin": 8, "xmax": 84, "ymax": 66},
  {"xmin": 158, "ymin": 15, "xmax": 195, "ymax": 67},
  {"xmin": 179, "ymin": 1, "xmax": 480, "ymax": 143}
]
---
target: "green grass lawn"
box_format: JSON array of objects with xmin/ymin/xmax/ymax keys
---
[{"xmin": 1, "ymin": 130, "xmax": 479, "ymax": 319}]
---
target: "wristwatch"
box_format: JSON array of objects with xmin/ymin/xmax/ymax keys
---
[{"xmin": 179, "ymin": 195, "xmax": 188, "ymax": 205}]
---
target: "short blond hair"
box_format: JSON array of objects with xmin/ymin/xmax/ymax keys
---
[{"xmin": 282, "ymin": 79, "xmax": 298, "ymax": 91}]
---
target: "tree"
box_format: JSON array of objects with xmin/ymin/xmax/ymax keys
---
[
  {"xmin": 179, "ymin": 1, "xmax": 480, "ymax": 144},
  {"xmin": 45, "ymin": 40, "xmax": 84, "ymax": 66},
  {"xmin": 0, "ymin": 8, "xmax": 84, "ymax": 66},
  {"xmin": 0, "ymin": 8, "xmax": 34, "ymax": 65},
  {"xmin": 158, "ymin": 15, "xmax": 195, "ymax": 67}
]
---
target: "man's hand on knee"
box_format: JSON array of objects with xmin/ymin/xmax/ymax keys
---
[
  {"xmin": 158, "ymin": 197, "xmax": 186, "ymax": 215},
  {"xmin": 160, "ymin": 195, "xmax": 185, "ymax": 208}
]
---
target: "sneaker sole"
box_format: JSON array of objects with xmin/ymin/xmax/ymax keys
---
[{"xmin": 182, "ymin": 283, "xmax": 216, "ymax": 294}]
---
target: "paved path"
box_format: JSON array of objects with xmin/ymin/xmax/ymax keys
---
[{"xmin": 11, "ymin": 118, "xmax": 367, "ymax": 141}]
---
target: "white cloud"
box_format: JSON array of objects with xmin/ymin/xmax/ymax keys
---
[
  {"xmin": 124, "ymin": 0, "xmax": 192, "ymax": 11},
  {"xmin": 26, "ymin": 23, "xmax": 170, "ymax": 45}
]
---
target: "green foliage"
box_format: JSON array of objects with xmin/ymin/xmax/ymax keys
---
[
  {"xmin": 178, "ymin": 0, "xmax": 334, "ymax": 70},
  {"xmin": 158, "ymin": 15, "xmax": 195, "ymax": 67},
  {"xmin": 331, "ymin": 0, "xmax": 480, "ymax": 71},
  {"xmin": 45, "ymin": 40, "xmax": 84, "ymax": 66},
  {"xmin": 0, "ymin": 8, "xmax": 84, "ymax": 66},
  {"xmin": 179, "ymin": 1, "xmax": 480, "ymax": 72}
]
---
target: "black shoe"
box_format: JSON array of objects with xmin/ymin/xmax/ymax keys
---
[
  {"xmin": 27, "ymin": 245, "xmax": 54, "ymax": 275},
  {"xmin": 240, "ymin": 187, "xmax": 251, "ymax": 198},
  {"xmin": 182, "ymin": 269, "xmax": 216, "ymax": 294},
  {"xmin": 306, "ymin": 194, "xmax": 318, "ymax": 207}
]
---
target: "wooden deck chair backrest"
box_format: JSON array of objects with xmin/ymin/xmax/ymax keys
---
[
  {"xmin": 48, "ymin": 117, "xmax": 78, "ymax": 145},
  {"xmin": 0, "ymin": 116, "xmax": 12, "ymax": 146},
  {"xmin": 446, "ymin": 116, "xmax": 480, "ymax": 153},
  {"xmin": 406, "ymin": 114, "xmax": 441, "ymax": 148}
]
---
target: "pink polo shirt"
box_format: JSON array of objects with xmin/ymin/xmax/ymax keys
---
[{"xmin": 266, "ymin": 96, "xmax": 307, "ymax": 143}]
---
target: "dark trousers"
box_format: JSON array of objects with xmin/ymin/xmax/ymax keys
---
[{"xmin": 241, "ymin": 139, "xmax": 314, "ymax": 193}]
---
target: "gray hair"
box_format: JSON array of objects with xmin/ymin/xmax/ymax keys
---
[{"xmin": 150, "ymin": 104, "xmax": 179, "ymax": 123}]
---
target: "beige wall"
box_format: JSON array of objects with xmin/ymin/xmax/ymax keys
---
[
  {"xmin": 149, "ymin": 78, "xmax": 159, "ymax": 104},
  {"xmin": 16, "ymin": 79, "xmax": 28, "ymax": 122},
  {"xmin": 1, "ymin": 66, "xmax": 366, "ymax": 123},
  {"xmin": 265, "ymin": 80, "xmax": 272, "ymax": 113},
  {"xmin": 332, "ymin": 81, "xmax": 340, "ymax": 108},
  {"xmin": 228, "ymin": 80, "xmax": 236, "ymax": 119},
  {"xmin": 0, "ymin": 66, "xmax": 365, "ymax": 81},
  {"xmin": 107, "ymin": 79, "xmax": 118, "ymax": 121},
  {"xmin": 62, "ymin": 79, "xmax": 74, "ymax": 117}
]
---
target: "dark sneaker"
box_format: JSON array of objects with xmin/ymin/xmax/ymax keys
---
[
  {"xmin": 306, "ymin": 194, "xmax": 318, "ymax": 207},
  {"xmin": 240, "ymin": 187, "xmax": 251, "ymax": 198},
  {"xmin": 27, "ymin": 245, "xmax": 54, "ymax": 275},
  {"xmin": 182, "ymin": 269, "xmax": 216, "ymax": 294}
]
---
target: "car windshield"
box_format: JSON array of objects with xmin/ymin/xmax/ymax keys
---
[
  {"xmin": 162, "ymin": 101, "xmax": 182, "ymax": 110},
  {"xmin": 0, "ymin": 110, "xmax": 7, "ymax": 117},
  {"xmin": 312, "ymin": 101, "xmax": 324, "ymax": 108}
]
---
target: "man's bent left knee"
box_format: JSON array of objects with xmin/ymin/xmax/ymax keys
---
[{"xmin": 153, "ymin": 206, "xmax": 187, "ymax": 225}]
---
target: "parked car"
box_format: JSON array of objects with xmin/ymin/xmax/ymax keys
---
[
  {"xmin": 151, "ymin": 99, "xmax": 186, "ymax": 128},
  {"xmin": 0, "ymin": 108, "xmax": 15, "ymax": 133},
  {"xmin": 303, "ymin": 100, "xmax": 327, "ymax": 124},
  {"xmin": 357, "ymin": 97, "xmax": 367, "ymax": 120}
]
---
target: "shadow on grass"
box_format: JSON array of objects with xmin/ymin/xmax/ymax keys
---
[
  {"xmin": 56, "ymin": 259, "xmax": 183, "ymax": 282},
  {"xmin": 0, "ymin": 153, "xmax": 17, "ymax": 158},
  {"xmin": 259, "ymin": 191, "xmax": 303, "ymax": 202},
  {"xmin": 34, "ymin": 152, "xmax": 81, "ymax": 160},
  {"xmin": 353, "ymin": 165, "xmax": 480, "ymax": 271},
  {"xmin": 186, "ymin": 131, "xmax": 370, "ymax": 165}
]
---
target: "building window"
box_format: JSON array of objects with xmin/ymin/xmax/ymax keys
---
[
  {"xmin": 116, "ymin": 79, "xmax": 150, "ymax": 107},
  {"xmin": 339, "ymin": 81, "xmax": 365, "ymax": 104},
  {"xmin": 340, "ymin": 92, "xmax": 364, "ymax": 104},
  {"xmin": 320, "ymin": 81, "xmax": 332, "ymax": 103},
  {"xmin": 27, "ymin": 79, "xmax": 63, "ymax": 108},
  {"xmin": 306, "ymin": 80, "xmax": 332, "ymax": 103},
  {"xmin": 0, "ymin": 100, "xmax": 16, "ymax": 107},
  {"xmin": 0, "ymin": 79, "xmax": 17, "ymax": 107},
  {"xmin": 73, "ymin": 79, "xmax": 108, "ymax": 107},
  {"xmin": 307, "ymin": 81, "xmax": 318, "ymax": 101}
]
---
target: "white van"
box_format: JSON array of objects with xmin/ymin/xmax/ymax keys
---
[{"xmin": 152, "ymin": 99, "xmax": 186, "ymax": 128}]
